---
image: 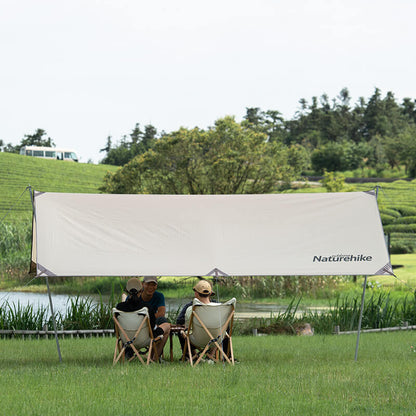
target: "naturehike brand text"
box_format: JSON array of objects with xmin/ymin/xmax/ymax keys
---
[{"xmin": 313, "ymin": 254, "xmax": 373, "ymax": 263}]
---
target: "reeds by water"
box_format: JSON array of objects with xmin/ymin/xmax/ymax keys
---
[
  {"xmin": 1, "ymin": 290, "xmax": 416, "ymax": 335},
  {"xmin": 0, "ymin": 293, "xmax": 117, "ymax": 332},
  {"xmin": 236, "ymin": 291, "xmax": 416, "ymax": 335}
]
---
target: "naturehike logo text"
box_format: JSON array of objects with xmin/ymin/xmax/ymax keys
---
[{"xmin": 313, "ymin": 254, "xmax": 373, "ymax": 263}]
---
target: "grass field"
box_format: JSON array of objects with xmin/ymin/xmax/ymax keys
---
[
  {"xmin": 0, "ymin": 333, "xmax": 415, "ymax": 415},
  {"xmin": 0, "ymin": 152, "xmax": 117, "ymax": 222}
]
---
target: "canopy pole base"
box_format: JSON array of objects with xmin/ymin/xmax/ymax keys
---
[
  {"xmin": 46, "ymin": 276, "xmax": 62, "ymax": 363},
  {"xmin": 355, "ymin": 275, "xmax": 367, "ymax": 361}
]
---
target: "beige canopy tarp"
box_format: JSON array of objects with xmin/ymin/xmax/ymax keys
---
[{"xmin": 31, "ymin": 190, "xmax": 392, "ymax": 277}]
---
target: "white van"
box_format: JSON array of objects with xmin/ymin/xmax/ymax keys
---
[{"xmin": 19, "ymin": 146, "xmax": 79, "ymax": 162}]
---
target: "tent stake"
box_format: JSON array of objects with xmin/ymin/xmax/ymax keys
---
[{"xmin": 46, "ymin": 275, "xmax": 62, "ymax": 362}]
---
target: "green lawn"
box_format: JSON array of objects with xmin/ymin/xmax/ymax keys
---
[{"xmin": 0, "ymin": 333, "xmax": 415, "ymax": 415}]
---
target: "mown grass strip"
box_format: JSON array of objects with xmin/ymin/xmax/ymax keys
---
[{"xmin": 0, "ymin": 333, "xmax": 414, "ymax": 415}]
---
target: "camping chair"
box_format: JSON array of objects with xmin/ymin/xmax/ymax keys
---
[
  {"xmin": 112, "ymin": 307, "xmax": 158, "ymax": 365},
  {"xmin": 182, "ymin": 298, "xmax": 236, "ymax": 366}
]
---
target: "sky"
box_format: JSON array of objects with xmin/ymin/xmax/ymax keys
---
[{"xmin": 1, "ymin": 0, "xmax": 416, "ymax": 164}]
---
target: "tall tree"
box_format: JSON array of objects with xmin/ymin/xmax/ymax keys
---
[
  {"xmin": 243, "ymin": 107, "xmax": 286, "ymax": 143},
  {"xmin": 363, "ymin": 89, "xmax": 404, "ymax": 140},
  {"xmin": 100, "ymin": 117, "xmax": 298, "ymax": 194},
  {"xmin": 401, "ymin": 97, "xmax": 416, "ymax": 124},
  {"xmin": 3, "ymin": 128, "xmax": 55, "ymax": 154},
  {"xmin": 101, "ymin": 123, "xmax": 158, "ymax": 166},
  {"xmin": 21, "ymin": 129, "xmax": 55, "ymax": 148}
]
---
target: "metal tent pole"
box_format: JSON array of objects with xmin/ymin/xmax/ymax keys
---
[
  {"xmin": 214, "ymin": 268, "xmax": 220, "ymax": 303},
  {"xmin": 46, "ymin": 275, "xmax": 62, "ymax": 363},
  {"xmin": 28, "ymin": 186, "xmax": 62, "ymax": 362},
  {"xmin": 354, "ymin": 186, "xmax": 380, "ymax": 361},
  {"xmin": 354, "ymin": 275, "xmax": 367, "ymax": 361}
]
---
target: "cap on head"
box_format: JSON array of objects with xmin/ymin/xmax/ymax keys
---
[
  {"xmin": 126, "ymin": 277, "xmax": 141, "ymax": 293},
  {"xmin": 193, "ymin": 280, "xmax": 213, "ymax": 295},
  {"xmin": 142, "ymin": 276, "xmax": 158, "ymax": 284}
]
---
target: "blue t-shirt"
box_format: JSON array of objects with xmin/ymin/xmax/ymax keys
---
[{"xmin": 138, "ymin": 291, "xmax": 165, "ymax": 314}]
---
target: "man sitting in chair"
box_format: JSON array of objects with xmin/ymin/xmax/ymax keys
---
[
  {"xmin": 117, "ymin": 277, "xmax": 169, "ymax": 360},
  {"xmin": 176, "ymin": 280, "xmax": 214, "ymax": 356},
  {"xmin": 177, "ymin": 280, "xmax": 213, "ymax": 324},
  {"xmin": 177, "ymin": 279, "xmax": 234, "ymax": 363}
]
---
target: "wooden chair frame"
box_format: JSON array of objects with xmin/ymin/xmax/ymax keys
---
[
  {"xmin": 112, "ymin": 308, "xmax": 158, "ymax": 365},
  {"xmin": 182, "ymin": 300, "xmax": 235, "ymax": 366}
]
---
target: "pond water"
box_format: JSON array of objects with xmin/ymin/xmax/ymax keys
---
[
  {"xmin": 0, "ymin": 291, "xmax": 82, "ymax": 315},
  {"xmin": 0, "ymin": 291, "xmax": 290, "ymax": 318}
]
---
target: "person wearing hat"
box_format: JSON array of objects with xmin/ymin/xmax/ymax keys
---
[
  {"xmin": 122, "ymin": 276, "xmax": 169, "ymax": 323},
  {"xmin": 176, "ymin": 279, "xmax": 214, "ymax": 326},
  {"xmin": 176, "ymin": 279, "xmax": 215, "ymax": 355},
  {"xmin": 119, "ymin": 276, "xmax": 170, "ymax": 360}
]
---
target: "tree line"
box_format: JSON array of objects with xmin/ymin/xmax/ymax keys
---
[
  {"xmin": 99, "ymin": 87, "xmax": 416, "ymax": 194},
  {"xmin": 2, "ymin": 87, "xmax": 416, "ymax": 194},
  {"xmin": 1, "ymin": 129, "xmax": 55, "ymax": 153}
]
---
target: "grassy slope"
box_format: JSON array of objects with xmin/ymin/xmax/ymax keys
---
[{"xmin": 0, "ymin": 152, "xmax": 118, "ymax": 222}]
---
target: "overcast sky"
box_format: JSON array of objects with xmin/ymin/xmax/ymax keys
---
[{"xmin": 1, "ymin": 0, "xmax": 415, "ymax": 163}]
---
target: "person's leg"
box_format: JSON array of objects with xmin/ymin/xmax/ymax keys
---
[
  {"xmin": 154, "ymin": 322, "xmax": 170, "ymax": 360},
  {"xmin": 125, "ymin": 346, "xmax": 134, "ymax": 360},
  {"xmin": 178, "ymin": 330, "xmax": 186, "ymax": 352},
  {"xmin": 222, "ymin": 337, "xmax": 230, "ymax": 357}
]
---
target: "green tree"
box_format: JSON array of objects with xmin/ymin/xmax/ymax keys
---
[
  {"xmin": 401, "ymin": 97, "xmax": 416, "ymax": 124},
  {"xmin": 243, "ymin": 107, "xmax": 286, "ymax": 143},
  {"xmin": 286, "ymin": 90, "xmax": 353, "ymax": 147},
  {"xmin": 3, "ymin": 128, "xmax": 55, "ymax": 153},
  {"xmin": 100, "ymin": 117, "xmax": 297, "ymax": 194},
  {"xmin": 100, "ymin": 135, "xmax": 131, "ymax": 166},
  {"xmin": 363, "ymin": 89, "xmax": 405, "ymax": 141},
  {"xmin": 386, "ymin": 126, "xmax": 416, "ymax": 176},
  {"xmin": 131, "ymin": 124, "xmax": 157, "ymax": 156},
  {"xmin": 311, "ymin": 142, "xmax": 345, "ymax": 173},
  {"xmin": 287, "ymin": 144, "xmax": 310, "ymax": 174},
  {"xmin": 100, "ymin": 136, "xmax": 112, "ymax": 153},
  {"xmin": 311, "ymin": 141, "xmax": 372, "ymax": 174},
  {"xmin": 322, "ymin": 171, "xmax": 349, "ymax": 192},
  {"xmin": 101, "ymin": 123, "xmax": 158, "ymax": 166},
  {"xmin": 21, "ymin": 129, "xmax": 55, "ymax": 148}
]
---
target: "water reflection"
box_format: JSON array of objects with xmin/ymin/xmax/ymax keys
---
[{"xmin": 0, "ymin": 291, "xmax": 83, "ymax": 314}]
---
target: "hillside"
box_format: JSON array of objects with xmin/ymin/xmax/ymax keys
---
[
  {"xmin": 0, "ymin": 152, "xmax": 118, "ymax": 222},
  {"xmin": 1, "ymin": 151, "xmax": 415, "ymax": 253},
  {"xmin": 355, "ymin": 180, "xmax": 416, "ymax": 254}
]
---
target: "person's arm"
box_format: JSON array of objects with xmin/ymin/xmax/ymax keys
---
[
  {"xmin": 176, "ymin": 305, "xmax": 187, "ymax": 325},
  {"xmin": 176, "ymin": 302, "xmax": 192, "ymax": 325},
  {"xmin": 155, "ymin": 305, "xmax": 166, "ymax": 318},
  {"xmin": 184, "ymin": 305, "xmax": 193, "ymax": 327},
  {"xmin": 154, "ymin": 292, "xmax": 166, "ymax": 318},
  {"xmin": 148, "ymin": 308, "xmax": 156, "ymax": 330}
]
